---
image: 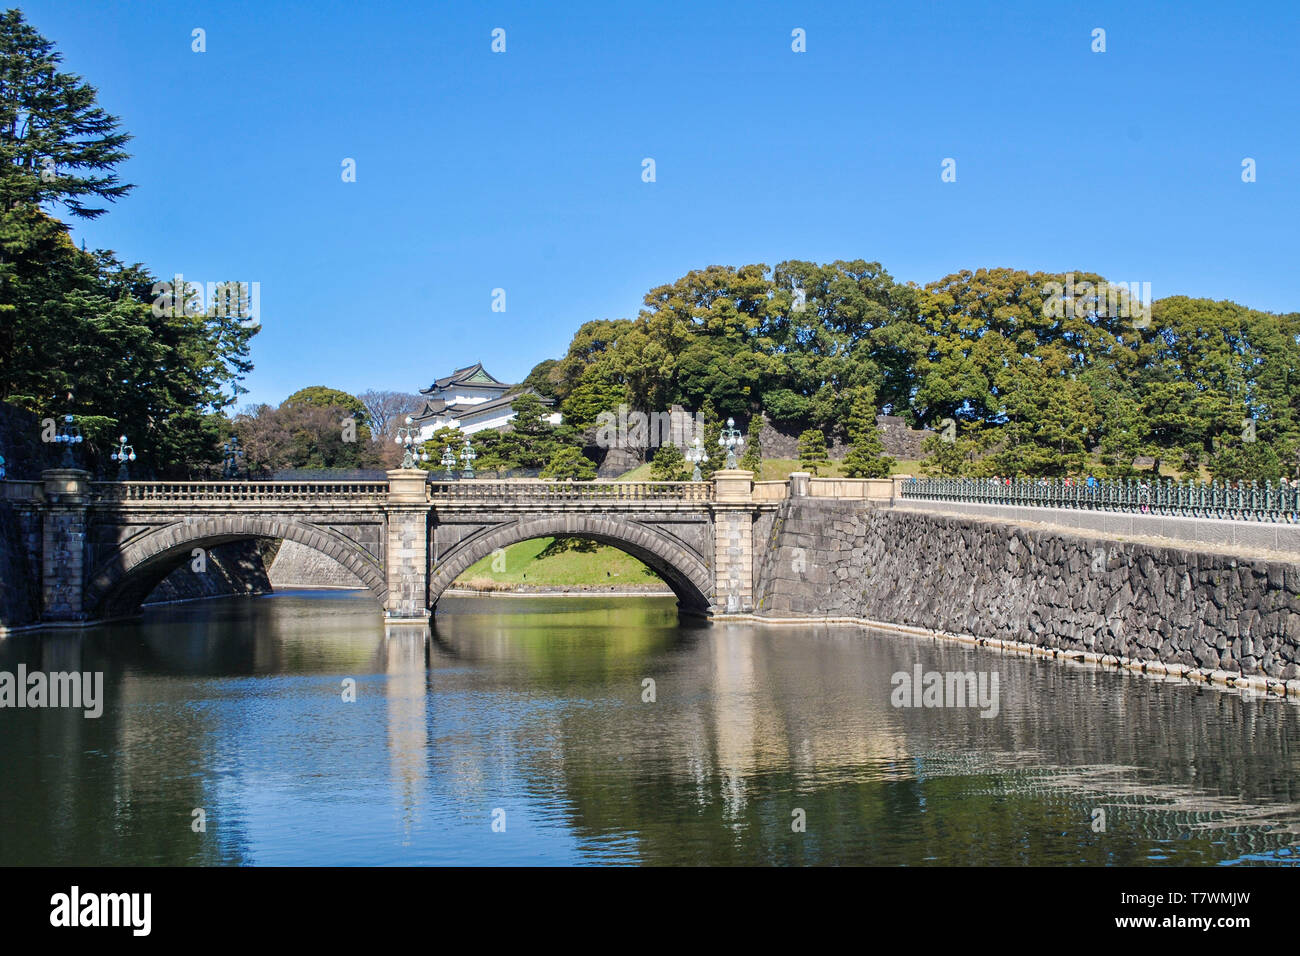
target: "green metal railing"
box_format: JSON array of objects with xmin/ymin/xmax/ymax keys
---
[{"xmin": 900, "ymin": 476, "xmax": 1300, "ymax": 523}]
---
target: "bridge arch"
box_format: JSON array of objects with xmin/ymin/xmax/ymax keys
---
[
  {"xmin": 429, "ymin": 514, "xmax": 713, "ymax": 613},
  {"xmin": 84, "ymin": 514, "xmax": 387, "ymax": 619}
]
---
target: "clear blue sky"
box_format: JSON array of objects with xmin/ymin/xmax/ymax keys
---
[{"xmin": 21, "ymin": 0, "xmax": 1300, "ymax": 409}]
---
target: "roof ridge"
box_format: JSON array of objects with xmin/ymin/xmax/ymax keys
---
[{"xmin": 420, "ymin": 361, "xmax": 515, "ymax": 394}]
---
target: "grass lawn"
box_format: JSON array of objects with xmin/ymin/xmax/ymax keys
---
[
  {"xmin": 614, "ymin": 461, "xmax": 655, "ymax": 481},
  {"xmin": 455, "ymin": 536, "xmax": 666, "ymax": 590}
]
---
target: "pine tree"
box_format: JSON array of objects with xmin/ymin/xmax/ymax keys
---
[
  {"xmin": 697, "ymin": 397, "xmax": 726, "ymax": 480},
  {"xmin": 540, "ymin": 445, "xmax": 596, "ymax": 480},
  {"xmin": 797, "ymin": 428, "xmax": 830, "ymax": 476},
  {"xmin": 421, "ymin": 426, "xmax": 466, "ymax": 473},
  {"xmin": 0, "ymin": 12, "xmax": 258, "ymax": 478},
  {"xmin": 497, "ymin": 392, "xmax": 556, "ymax": 470},
  {"xmin": 468, "ymin": 429, "xmax": 510, "ymax": 475},
  {"xmin": 650, "ymin": 441, "xmax": 690, "ymax": 481},
  {"xmin": 0, "ymin": 9, "xmax": 133, "ymax": 222},
  {"xmin": 841, "ymin": 394, "xmax": 894, "ymax": 478},
  {"xmin": 738, "ymin": 415, "xmax": 762, "ymax": 473},
  {"xmin": 920, "ymin": 431, "xmax": 975, "ymax": 476},
  {"xmin": 1209, "ymin": 434, "xmax": 1283, "ymax": 483}
]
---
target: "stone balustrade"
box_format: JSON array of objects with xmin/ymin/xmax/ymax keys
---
[
  {"xmin": 0, "ymin": 480, "xmax": 42, "ymax": 502},
  {"xmin": 425, "ymin": 479, "xmax": 713, "ymax": 501},
  {"xmin": 90, "ymin": 480, "xmax": 389, "ymax": 503}
]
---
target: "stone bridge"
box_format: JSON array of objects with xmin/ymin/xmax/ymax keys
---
[
  {"xmin": 6, "ymin": 468, "xmax": 1299, "ymax": 694},
  {"xmin": 2, "ymin": 468, "xmax": 777, "ymax": 626}
]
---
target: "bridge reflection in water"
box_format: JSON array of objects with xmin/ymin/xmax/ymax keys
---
[
  {"xmin": 3, "ymin": 590, "xmax": 1293, "ymax": 865},
  {"xmin": 381, "ymin": 625, "xmax": 429, "ymax": 845}
]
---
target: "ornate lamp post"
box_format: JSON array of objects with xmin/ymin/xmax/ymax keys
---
[
  {"xmin": 55, "ymin": 414, "xmax": 83, "ymax": 468},
  {"xmin": 720, "ymin": 417, "xmax": 744, "ymax": 470},
  {"xmin": 459, "ymin": 436, "xmax": 476, "ymax": 479},
  {"xmin": 440, "ymin": 445, "xmax": 458, "ymax": 481},
  {"xmin": 395, "ymin": 417, "xmax": 428, "ymax": 469},
  {"xmin": 222, "ymin": 435, "xmax": 244, "ymax": 478},
  {"xmin": 685, "ymin": 435, "xmax": 709, "ymax": 481},
  {"xmin": 110, "ymin": 434, "xmax": 137, "ymax": 480}
]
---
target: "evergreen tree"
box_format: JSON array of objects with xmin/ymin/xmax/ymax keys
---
[
  {"xmin": 1209, "ymin": 434, "xmax": 1283, "ymax": 483},
  {"xmin": 650, "ymin": 441, "xmax": 690, "ymax": 481},
  {"xmin": 284, "ymin": 386, "xmax": 368, "ymax": 421},
  {"xmin": 920, "ymin": 431, "xmax": 977, "ymax": 477},
  {"xmin": 520, "ymin": 358, "xmax": 561, "ymax": 398},
  {"xmin": 540, "ymin": 445, "xmax": 596, "ymax": 480},
  {"xmin": 468, "ymin": 428, "xmax": 511, "ymax": 475},
  {"xmin": 420, "ymin": 426, "xmax": 466, "ymax": 473},
  {"xmin": 841, "ymin": 392, "xmax": 894, "ymax": 478},
  {"xmin": 0, "ymin": 12, "xmax": 253, "ymax": 477},
  {"xmin": 738, "ymin": 415, "xmax": 762, "ymax": 472},
  {"xmin": 696, "ymin": 396, "xmax": 728, "ymax": 480},
  {"xmin": 796, "ymin": 428, "xmax": 830, "ymax": 476},
  {"xmin": 0, "ymin": 9, "xmax": 132, "ymax": 222},
  {"xmin": 536, "ymin": 260, "xmax": 1299, "ymax": 487},
  {"xmin": 496, "ymin": 392, "xmax": 557, "ymax": 471},
  {"xmin": 232, "ymin": 397, "xmax": 385, "ymax": 475},
  {"xmin": 560, "ymin": 377, "xmax": 627, "ymax": 432}
]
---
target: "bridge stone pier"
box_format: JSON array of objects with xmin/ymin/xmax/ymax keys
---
[
  {"xmin": 0, "ymin": 469, "xmax": 777, "ymax": 629},
  {"xmin": 386, "ymin": 470, "xmax": 431, "ymax": 621}
]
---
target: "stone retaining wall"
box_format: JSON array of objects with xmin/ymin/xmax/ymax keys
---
[
  {"xmin": 757, "ymin": 413, "xmax": 933, "ymax": 461},
  {"xmin": 892, "ymin": 499, "xmax": 1300, "ymax": 554},
  {"xmin": 754, "ymin": 499, "xmax": 1300, "ymax": 681},
  {"xmin": 144, "ymin": 540, "xmax": 276, "ymax": 605},
  {"xmin": 0, "ymin": 499, "xmax": 42, "ymax": 626},
  {"xmin": 267, "ymin": 538, "xmax": 365, "ymax": 588}
]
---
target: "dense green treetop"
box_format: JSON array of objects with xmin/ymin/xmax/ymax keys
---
[
  {"xmin": 537, "ymin": 260, "xmax": 1299, "ymax": 480},
  {"xmin": 0, "ymin": 8, "xmax": 132, "ymax": 221},
  {"xmin": 0, "ymin": 11, "xmax": 254, "ymax": 478},
  {"xmin": 283, "ymin": 385, "xmax": 368, "ymax": 420}
]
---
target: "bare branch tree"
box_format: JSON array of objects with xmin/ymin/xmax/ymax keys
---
[{"xmin": 358, "ymin": 390, "xmax": 424, "ymax": 443}]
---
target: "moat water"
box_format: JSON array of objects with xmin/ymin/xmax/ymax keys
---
[{"xmin": 1, "ymin": 590, "xmax": 1298, "ymax": 865}]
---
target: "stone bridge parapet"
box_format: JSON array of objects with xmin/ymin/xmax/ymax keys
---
[
  {"xmin": 5, "ymin": 468, "xmax": 1295, "ymax": 641},
  {"xmin": 1, "ymin": 470, "xmax": 773, "ymax": 629}
]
